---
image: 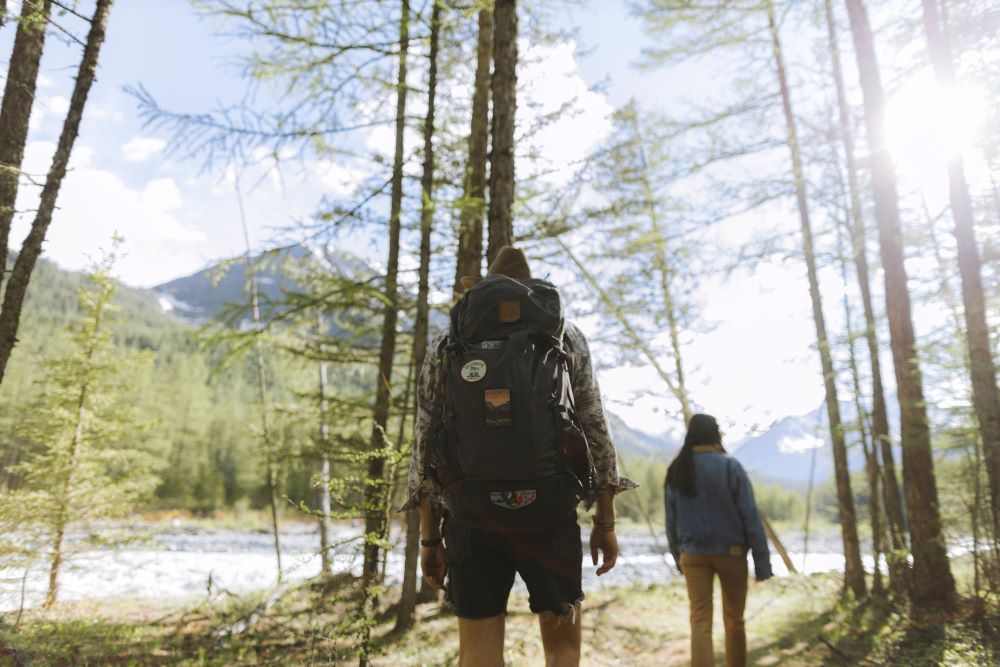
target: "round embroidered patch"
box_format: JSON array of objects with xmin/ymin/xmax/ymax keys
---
[{"xmin": 460, "ymin": 359, "xmax": 487, "ymax": 382}]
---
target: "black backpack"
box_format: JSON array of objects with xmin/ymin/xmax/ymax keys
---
[{"xmin": 430, "ymin": 275, "xmax": 595, "ymax": 531}]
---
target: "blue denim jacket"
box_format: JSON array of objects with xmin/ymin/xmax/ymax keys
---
[{"xmin": 664, "ymin": 446, "xmax": 773, "ymax": 580}]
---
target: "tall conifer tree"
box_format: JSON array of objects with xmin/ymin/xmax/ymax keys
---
[
  {"xmin": 766, "ymin": 0, "xmax": 865, "ymax": 597},
  {"xmin": 487, "ymin": 0, "xmax": 517, "ymax": 263},
  {"xmin": 844, "ymin": 0, "xmax": 956, "ymax": 611}
]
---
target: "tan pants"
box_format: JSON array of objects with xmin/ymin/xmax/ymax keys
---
[{"xmin": 680, "ymin": 553, "xmax": 748, "ymax": 667}]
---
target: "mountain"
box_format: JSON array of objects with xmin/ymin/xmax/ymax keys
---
[
  {"xmin": 728, "ymin": 398, "xmax": 902, "ymax": 489},
  {"xmin": 607, "ymin": 412, "xmax": 679, "ymax": 458},
  {"xmin": 154, "ymin": 244, "xmax": 370, "ymax": 324}
]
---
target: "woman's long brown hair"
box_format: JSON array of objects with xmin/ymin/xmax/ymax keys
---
[{"xmin": 665, "ymin": 413, "xmax": 724, "ymax": 497}]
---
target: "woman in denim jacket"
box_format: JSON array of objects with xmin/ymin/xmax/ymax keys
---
[{"xmin": 665, "ymin": 414, "xmax": 773, "ymax": 667}]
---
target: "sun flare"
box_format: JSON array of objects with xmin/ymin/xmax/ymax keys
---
[{"xmin": 883, "ymin": 69, "xmax": 987, "ymax": 184}]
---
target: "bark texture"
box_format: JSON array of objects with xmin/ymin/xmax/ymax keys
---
[
  {"xmin": 486, "ymin": 0, "xmax": 516, "ymax": 264},
  {"xmin": 0, "ymin": 0, "xmax": 52, "ymax": 292},
  {"xmin": 453, "ymin": 8, "xmax": 492, "ymax": 296},
  {"xmin": 396, "ymin": 0, "xmax": 440, "ymax": 632},
  {"xmin": 823, "ymin": 0, "xmax": 909, "ymax": 593},
  {"xmin": 844, "ymin": 0, "xmax": 957, "ymax": 611},
  {"xmin": 921, "ymin": 0, "xmax": 1000, "ymax": 545},
  {"xmin": 362, "ymin": 0, "xmax": 409, "ymax": 591},
  {"xmin": 0, "ymin": 0, "xmax": 111, "ymax": 387},
  {"xmin": 767, "ymin": 1, "xmax": 865, "ymax": 598}
]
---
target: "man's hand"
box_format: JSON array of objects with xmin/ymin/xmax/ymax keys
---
[
  {"xmin": 590, "ymin": 527, "xmax": 619, "ymax": 576},
  {"xmin": 421, "ymin": 543, "xmax": 447, "ymax": 590}
]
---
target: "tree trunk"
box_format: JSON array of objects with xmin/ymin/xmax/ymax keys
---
[
  {"xmin": 0, "ymin": 0, "xmax": 52, "ymax": 294},
  {"xmin": 0, "ymin": 0, "xmax": 112, "ymax": 388},
  {"xmin": 822, "ymin": 0, "xmax": 909, "ymax": 590},
  {"xmin": 237, "ymin": 178, "xmax": 283, "ymax": 583},
  {"xmin": 557, "ymin": 235, "xmax": 685, "ymax": 403},
  {"xmin": 761, "ymin": 513, "xmax": 797, "ymax": 574},
  {"xmin": 396, "ymin": 0, "xmax": 440, "ymax": 632},
  {"xmin": 486, "ymin": 0, "xmax": 516, "ymax": 264},
  {"xmin": 453, "ymin": 8, "xmax": 492, "ymax": 296},
  {"xmin": 837, "ymin": 219, "xmax": 885, "ymax": 595},
  {"xmin": 45, "ymin": 385, "xmax": 87, "ymax": 609},
  {"xmin": 767, "ymin": 1, "xmax": 865, "ymax": 598},
  {"xmin": 844, "ymin": 0, "xmax": 957, "ymax": 612},
  {"xmin": 921, "ymin": 0, "xmax": 1000, "ymax": 547},
  {"xmin": 316, "ymin": 312, "xmax": 333, "ymax": 577},
  {"xmin": 363, "ymin": 0, "xmax": 409, "ymax": 594},
  {"xmin": 44, "ymin": 273, "xmax": 112, "ymax": 608},
  {"xmin": 629, "ymin": 112, "xmax": 693, "ymax": 424}
]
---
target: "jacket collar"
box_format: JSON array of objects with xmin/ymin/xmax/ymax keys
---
[{"xmin": 692, "ymin": 444, "xmax": 724, "ymax": 454}]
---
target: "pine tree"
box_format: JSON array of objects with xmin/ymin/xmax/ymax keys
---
[
  {"xmin": 397, "ymin": 0, "xmax": 441, "ymax": 631},
  {"xmin": 920, "ymin": 0, "xmax": 1000, "ymax": 548},
  {"xmin": 0, "ymin": 0, "xmax": 115, "ymax": 387},
  {"xmin": 361, "ymin": 5, "xmax": 410, "ymax": 656},
  {"xmin": 236, "ymin": 178, "xmax": 283, "ymax": 583},
  {"xmin": 2, "ymin": 245, "xmax": 155, "ymax": 608},
  {"xmin": 487, "ymin": 0, "xmax": 517, "ymax": 262},
  {"xmin": 572, "ymin": 102, "xmax": 695, "ymax": 423},
  {"xmin": 843, "ymin": 0, "xmax": 957, "ymax": 612},
  {"xmin": 453, "ymin": 7, "xmax": 492, "ymax": 294},
  {"xmin": 0, "ymin": 0, "xmax": 52, "ymax": 293},
  {"xmin": 766, "ymin": 0, "xmax": 865, "ymax": 597},
  {"xmin": 822, "ymin": 0, "xmax": 909, "ymax": 594}
]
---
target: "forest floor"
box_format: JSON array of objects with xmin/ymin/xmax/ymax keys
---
[{"xmin": 2, "ymin": 558, "xmax": 998, "ymax": 666}]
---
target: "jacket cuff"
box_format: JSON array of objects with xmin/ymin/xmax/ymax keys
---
[{"xmin": 753, "ymin": 555, "xmax": 773, "ymax": 580}]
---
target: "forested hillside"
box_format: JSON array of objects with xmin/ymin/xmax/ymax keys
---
[
  {"xmin": 0, "ymin": 251, "xmax": 374, "ymax": 515},
  {"xmin": 0, "ymin": 252, "xmax": 710, "ymax": 520}
]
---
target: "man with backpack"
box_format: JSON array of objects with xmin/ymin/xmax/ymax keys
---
[{"xmin": 405, "ymin": 246, "xmax": 634, "ymax": 667}]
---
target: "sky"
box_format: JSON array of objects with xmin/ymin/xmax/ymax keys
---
[{"xmin": 2, "ymin": 0, "xmax": 990, "ymax": 441}]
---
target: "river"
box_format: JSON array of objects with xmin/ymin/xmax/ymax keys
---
[{"xmin": 0, "ymin": 521, "xmax": 874, "ymax": 612}]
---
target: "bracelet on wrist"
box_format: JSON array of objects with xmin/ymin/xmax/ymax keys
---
[
  {"xmin": 420, "ymin": 537, "xmax": 443, "ymax": 547},
  {"xmin": 592, "ymin": 517, "xmax": 615, "ymax": 532}
]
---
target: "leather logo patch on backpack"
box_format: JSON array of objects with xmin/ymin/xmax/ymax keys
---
[
  {"xmin": 499, "ymin": 299, "xmax": 521, "ymax": 323},
  {"xmin": 460, "ymin": 359, "xmax": 487, "ymax": 382},
  {"xmin": 489, "ymin": 490, "xmax": 536, "ymax": 510}
]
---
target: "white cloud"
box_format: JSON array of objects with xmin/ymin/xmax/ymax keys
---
[
  {"xmin": 9, "ymin": 142, "xmax": 208, "ymax": 286},
  {"xmin": 777, "ymin": 434, "xmax": 824, "ymax": 454},
  {"xmin": 27, "ymin": 95, "xmax": 71, "ymax": 133},
  {"xmin": 315, "ymin": 160, "xmax": 366, "ymax": 198},
  {"xmin": 121, "ymin": 137, "xmax": 168, "ymax": 162},
  {"xmin": 89, "ymin": 106, "xmax": 126, "ymax": 123},
  {"xmin": 518, "ymin": 40, "xmax": 615, "ymax": 185},
  {"xmin": 47, "ymin": 96, "xmax": 70, "ymax": 115}
]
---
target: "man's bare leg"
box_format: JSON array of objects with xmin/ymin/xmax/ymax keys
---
[
  {"xmin": 538, "ymin": 603, "xmax": 582, "ymax": 667},
  {"xmin": 458, "ymin": 614, "xmax": 505, "ymax": 667}
]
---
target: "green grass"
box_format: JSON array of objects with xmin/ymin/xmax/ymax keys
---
[{"xmin": 2, "ymin": 567, "xmax": 997, "ymax": 665}]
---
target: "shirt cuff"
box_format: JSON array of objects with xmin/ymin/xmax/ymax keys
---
[
  {"xmin": 583, "ymin": 476, "xmax": 638, "ymax": 508},
  {"xmin": 399, "ymin": 479, "xmax": 441, "ymax": 512}
]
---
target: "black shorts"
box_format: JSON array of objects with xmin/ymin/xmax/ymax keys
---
[{"xmin": 443, "ymin": 511, "xmax": 583, "ymax": 618}]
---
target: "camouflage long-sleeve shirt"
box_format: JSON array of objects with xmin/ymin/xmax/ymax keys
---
[{"xmin": 405, "ymin": 321, "xmax": 636, "ymax": 511}]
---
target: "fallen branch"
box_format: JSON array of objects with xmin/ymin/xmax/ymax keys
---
[
  {"xmin": 213, "ymin": 580, "xmax": 297, "ymax": 641},
  {"xmin": 818, "ymin": 635, "xmax": 850, "ymax": 661}
]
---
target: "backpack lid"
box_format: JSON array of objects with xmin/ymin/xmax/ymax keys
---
[{"xmin": 450, "ymin": 275, "xmax": 564, "ymax": 343}]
